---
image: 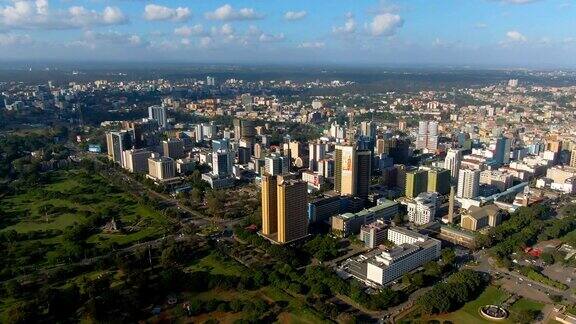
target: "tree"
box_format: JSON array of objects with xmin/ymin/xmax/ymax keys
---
[
  {"xmin": 441, "ymin": 248, "xmax": 456, "ymax": 266},
  {"xmin": 512, "ymin": 309, "xmax": 540, "ymax": 324}
]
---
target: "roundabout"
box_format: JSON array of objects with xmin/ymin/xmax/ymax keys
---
[{"xmin": 479, "ymin": 305, "xmax": 508, "ymax": 321}]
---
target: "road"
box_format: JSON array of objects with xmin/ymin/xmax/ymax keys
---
[{"xmin": 470, "ymin": 250, "xmax": 576, "ymax": 303}]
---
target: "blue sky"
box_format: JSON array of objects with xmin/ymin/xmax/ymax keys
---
[{"xmin": 0, "ymin": 0, "xmax": 575, "ymax": 67}]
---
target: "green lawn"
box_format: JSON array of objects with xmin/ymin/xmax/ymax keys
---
[
  {"xmin": 400, "ymin": 285, "xmax": 545, "ymax": 324},
  {"xmin": 186, "ymin": 253, "xmax": 249, "ymax": 277}
]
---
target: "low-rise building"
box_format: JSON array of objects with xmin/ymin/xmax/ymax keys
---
[
  {"xmin": 331, "ymin": 199, "xmax": 398, "ymax": 237},
  {"xmin": 359, "ymin": 220, "xmax": 388, "ymax": 249},
  {"xmin": 460, "ymin": 204, "xmax": 504, "ymax": 231}
]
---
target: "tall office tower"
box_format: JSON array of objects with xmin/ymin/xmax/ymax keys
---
[
  {"xmin": 195, "ymin": 124, "xmax": 204, "ymax": 142},
  {"xmin": 427, "ymin": 121, "xmax": 439, "ymax": 151},
  {"xmin": 234, "ymin": 119, "xmax": 256, "ymax": 140},
  {"xmin": 241, "ymin": 93, "xmax": 253, "ymax": 111},
  {"xmin": 318, "ymin": 159, "xmax": 335, "ymax": 178},
  {"xmin": 395, "ymin": 164, "xmax": 407, "ymax": 193},
  {"xmin": 277, "ymin": 177, "xmax": 308, "ymax": 243},
  {"xmin": 334, "ymin": 144, "xmax": 357, "ymax": 196},
  {"xmin": 106, "ymin": 130, "xmax": 133, "ymax": 165},
  {"xmin": 416, "ymin": 121, "xmax": 428, "ymax": 150},
  {"xmin": 122, "ymin": 119, "xmax": 157, "ymax": 149},
  {"xmin": 287, "ymin": 141, "xmax": 301, "ymax": 161},
  {"xmin": 405, "ymin": 169, "xmax": 428, "ymax": 198},
  {"xmin": 493, "ymin": 136, "xmax": 511, "ymax": 165},
  {"xmin": 398, "ymin": 120, "xmax": 407, "ymax": 131},
  {"xmin": 444, "ymin": 148, "xmax": 462, "ymax": 181},
  {"xmin": 202, "ymin": 122, "xmax": 217, "ymax": 140},
  {"xmin": 123, "ymin": 149, "xmax": 152, "ymax": 173},
  {"xmin": 162, "ymin": 138, "xmax": 184, "ymax": 159},
  {"xmin": 253, "ymin": 143, "xmax": 262, "ymax": 159},
  {"xmin": 376, "ymin": 138, "xmax": 385, "ymax": 155},
  {"xmin": 546, "ymin": 136, "xmax": 562, "ymax": 154},
  {"xmin": 265, "ymin": 154, "xmax": 288, "ymax": 176},
  {"xmin": 147, "ymin": 155, "xmax": 175, "ymax": 180},
  {"xmin": 212, "ymin": 138, "xmax": 230, "ymax": 152},
  {"xmin": 389, "ymin": 138, "xmax": 411, "ymax": 164},
  {"xmin": 261, "ymin": 174, "xmax": 278, "ymax": 235},
  {"xmin": 330, "ymin": 122, "xmax": 346, "ymax": 139},
  {"xmin": 427, "ymin": 168, "xmax": 451, "ymax": 195},
  {"xmin": 457, "ymin": 169, "xmax": 480, "ymax": 198},
  {"xmin": 206, "ymin": 76, "xmax": 215, "ymax": 86},
  {"xmin": 571, "ymin": 149, "xmax": 576, "ymax": 167},
  {"xmin": 148, "ymin": 105, "xmax": 167, "ymax": 128},
  {"xmin": 308, "ymin": 142, "xmax": 326, "ymax": 172},
  {"xmin": 360, "ymin": 121, "xmax": 377, "ymax": 139},
  {"xmin": 447, "ymin": 185, "xmax": 456, "ymax": 223},
  {"xmin": 212, "ymin": 149, "xmax": 233, "ymax": 177},
  {"xmin": 356, "ymin": 149, "xmax": 372, "ymax": 200}
]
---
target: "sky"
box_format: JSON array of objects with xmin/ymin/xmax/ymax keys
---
[{"xmin": 0, "ymin": 0, "xmax": 575, "ymax": 67}]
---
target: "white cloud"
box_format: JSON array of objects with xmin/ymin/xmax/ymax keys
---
[
  {"xmin": 174, "ymin": 24, "xmax": 204, "ymax": 37},
  {"xmin": 0, "ymin": 0, "xmax": 127, "ymax": 30},
  {"xmin": 333, "ymin": 15, "xmax": 356, "ymax": 35},
  {"xmin": 475, "ymin": 23, "xmax": 488, "ymax": 29},
  {"xmin": 259, "ymin": 33, "xmax": 285, "ymax": 43},
  {"xmin": 205, "ymin": 4, "xmax": 264, "ymax": 21},
  {"xmin": 299, "ymin": 41, "xmax": 325, "ymax": 49},
  {"xmin": 200, "ymin": 36, "xmax": 214, "ymax": 48},
  {"xmin": 0, "ymin": 32, "xmax": 32, "ymax": 46},
  {"xmin": 368, "ymin": 13, "xmax": 403, "ymax": 37},
  {"xmin": 506, "ymin": 30, "xmax": 527, "ymax": 42},
  {"xmin": 284, "ymin": 11, "xmax": 307, "ymax": 21},
  {"xmin": 143, "ymin": 4, "xmax": 190, "ymax": 22}
]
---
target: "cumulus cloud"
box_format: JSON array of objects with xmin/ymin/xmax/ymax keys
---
[
  {"xmin": 506, "ymin": 30, "xmax": 527, "ymax": 42},
  {"xmin": 0, "ymin": 0, "xmax": 127, "ymax": 30},
  {"xmin": 199, "ymin": 36, "xmax": 214, "ymax": 48},
  {"xmin": 299, "ymin": 41, "xmax": 325, "ymax": 49},
  {"xmin": 284, "ymin": 10, "xmax": 307, "ymax": 21},
  {"xmin": 333, "ymin": 14, "xmax": 356, "ymax": 35},
  {"xmin": 258, "ymin": 32, "xmax": 285, "ymax": 43},
  {"xmin": 84, "ymin": 30, "xmax": 146, "ymax": 46},
  {"xmin": 205, "ymin": 4, "xmax": 264, "ymax": 21},
  {"xmin": 368, "ymin": 13, "xmax": 403, "ymax": 37},
  {"xmin": 143, "ymin": 4, "xmax": 190, "ymax": 22},
  {"xmin": 174, "ymin": 24, "xmax": 204, "ymax": 37},
  {"xmin": 0, "ymin": 32, "xmax": 32, "ymax": 46}
]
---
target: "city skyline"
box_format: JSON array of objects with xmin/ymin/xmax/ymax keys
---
[{"xmin": 1, "ymin": 0, "xmax": 576, "ymax": 67}]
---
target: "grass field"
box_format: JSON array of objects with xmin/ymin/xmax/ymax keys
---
[
  {"xmin": 0, "ymin": 169, "xmax": 170, "ymax": 267},
  {"xmin": 399, "ymin": 285, "xmax": 544, "ymax": 324}
]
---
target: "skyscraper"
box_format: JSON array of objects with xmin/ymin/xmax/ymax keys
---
[
  {"xmin": 416, "ymin": 121, "xmax": 438, "ymax": 151},
  {"xmin": 335, "ymin": 144, "xmax": 357, "ymax": 196},
  {"xmin": 356, "ymin": 149, "xmax": 372, "ymax": 200},
  {"xmin": 308, "ymin": 141, "xmax": 326, "ymax": 172},
  {"xmin": 106, "ymin": 130, "xmax": 133, "ymax": 165},
  {"xmin": 261, "ymin": 175, "xmax": 308, "ymax": 244},
  {"xmin": 457, "ymin": 169, "xmax": 480, "ymax": 198},
  {"xmin": 148, "ymin": 105, "xmax": 167, "ymax": 128},
  {"xmin": 493, "ymin": 136, "xmax": 511, "ymax": 165},
  {"xmin": 277, "ymin": 177, "xmax": 308, "ymax": 243},
  {"xmin": 162, "ymin": 138, "xmax": 184, "ymax": 159},
  {"xmin": 571, "ymin": 149, "xmax": 576, "ymax": 168},
  {"xmin": 261, "ymin": 174, "xmax": 278, "ymax": 236},
  {"xmin": 360, "ymin": 121, "xmax": 377, "ymax": 139},
  {"xmin": 444, "ymin": 149, "xmax": 462, "ymax": 181},
  {"xmin": 123, "ymin": 149, "xmax": 152, "ymax": 173},
  {"xmin": 265, "ymin": 153, "xmax": 289, "ymax": 176},
  {"xmin": 405, "ymin": 169, "xmax": 428, "ymax": 198},
  {"xmin": 212, "ymin": 149, "xmax": 233, "ymax": 177},
  {"xmin": 147, "ymin": 155, "xmax": 175, "ymax": 180},
  {"xmin": 427, "ymin": 168, "xmax": 451, "ymax": 195}
]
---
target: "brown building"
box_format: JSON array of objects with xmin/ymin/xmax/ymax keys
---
[
  {"xmin": 261, "ymin": 174, "xmax": 278, "ymax": 235},
  {"xmin": 460, "ymin": 204, "xmax": 504, "ymax": 231}
]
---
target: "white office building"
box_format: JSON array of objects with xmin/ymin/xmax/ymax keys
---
[
  {"xmin": 457, "ymin": 168, "xmax": 480, "ymax": 198},
  {"xmin": 406, "ymin": 192, "xmax": 439, "ymax": 225}
]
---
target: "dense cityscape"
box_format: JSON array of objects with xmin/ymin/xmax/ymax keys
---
[
  {"xmin": 1, "ymin": 66, "xmax": 576, "ymax": 323},
  {"xmin": 2, "ymin": 0, "xmax": 576, "ymax": 323}
]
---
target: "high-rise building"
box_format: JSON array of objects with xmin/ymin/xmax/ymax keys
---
[
  {"xmin": 206, "ymin": 76, "xmax": 215, "ymax": 86},
  {"xmin": 162, "ymin": 138, "xmax": 184, "ymax": 159},
  {"xmin": 493, "ymin": 136, "xmax": 511, "ymax": 165},
  {"xmin": 444, "ymin": 149, "xmax": 462, "ymax": 181},
  {"xmin": 148, "ymin": 105, "xmax": 167, "ymax": 128},
  {"xmin": 241, "ymin": 93, "xmax": 253, "ymax": 111},
  {"xmin": 405, "ymin": 169, "xmax": 428, "ymax": 198},
  {"xmin": 360, "ymin": 121, "xmax": 377, "ymax": 139},
  {"xmin": 427, "ymin": 168, "xmax": 451, "ymax": 195},
  {"xmin": 261, "ymin": 175, "xmax": 308, "ymax": 244},
  {"xmin": 147, "ymin": 155, "xmax": 175, "ymax": 180},
  {"xmin": 415, "ymin": 121, "xmax": 438, "ymax": 151},
  {"xmin": 571, "ymin": 149, "xmax": 576, "ymax": 168},
  {"xmin": 335, "ymin": 144, "xmax": 357, "ymax": 196},
  {"xmin": 356, "ymin": 149, "xmax": 372, "ymax": 200},
  {"xmin": 457, "ymin": 169, "xmax": 480, "ymax": 198},
  {"xmin": 106, "ymin": 130, "xmax": 133, "ymax": 165},
  {"xmin": 212, "ymin": 149, "xmax": 233, "ymax": 177},
  {"xmin": 308, "ymin": 142, "xmax": 326, "ymax": 171},
  {"xmin": 234, "ymin": 119, "xmax": 255, "ymax": 140},
  {"xmin": 265, "ymin": 153, "xmax": 289, "ymax": 176},
  {"xmin": 261, "ymin": 174, "xmax": 278, "ymax": 236},
  {"xmin": 123, "ymin": 149, "xmax": 152, "ymax": 173},
  {"xmin": 277, "ymin": 178, "xmax": 308, "ymax": 243}
]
